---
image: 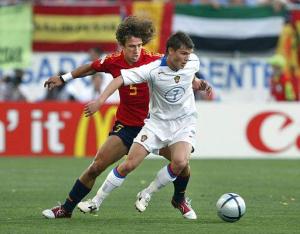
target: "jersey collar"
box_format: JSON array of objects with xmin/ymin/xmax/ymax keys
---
[{"xmin": 160, "ymin": 55, "xmax": 168, "ymax": 66}]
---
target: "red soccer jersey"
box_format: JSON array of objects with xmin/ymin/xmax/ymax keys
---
[{"xmin": 91, "ymin": 48, "xmax": 162, "ymax": 126}]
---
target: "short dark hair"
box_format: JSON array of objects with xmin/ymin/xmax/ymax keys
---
[
  {"xmin": 165, "ymin": 31, "xmax": 194, "ymax": 54},
  {"xmin": 116, "ymin": 16, "xmax": 155, "ymax": 46}
]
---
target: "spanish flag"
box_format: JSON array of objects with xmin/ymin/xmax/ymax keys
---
[{"xmin": 33, "ymin": 5, "xmax": 121, "ymax": 52}]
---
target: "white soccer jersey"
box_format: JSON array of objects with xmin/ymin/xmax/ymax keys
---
[{"xmin": 121, "ymin": 53, "xmax": 200, "ymax": 121}]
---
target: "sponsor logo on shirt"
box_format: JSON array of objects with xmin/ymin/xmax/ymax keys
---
[{"xmin": 165, "ymin": 87, "xmax": 185, "ymax": 103}]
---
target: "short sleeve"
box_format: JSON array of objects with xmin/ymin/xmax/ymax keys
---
[
  {"xmin": 91, "ymin": 56, "xmax": 107, "ymax": 72},
  {"xmin": 121, "ymin": 61, "xmax": 156, "ymax": 86}
]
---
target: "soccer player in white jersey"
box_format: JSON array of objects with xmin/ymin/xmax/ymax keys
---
[{"xmin": 82, "ymin": 31, "xmax": 212, "ymax": 219}]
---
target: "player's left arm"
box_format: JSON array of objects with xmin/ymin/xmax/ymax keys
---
[
  {"xmin": 121, "ymin": 62, "xmax": 154, "ymax": 85},
  {"xmin": 84, "ymin": 76, "xmax": 124, "ymax": 117},
  {"xmin": 191, "ymin": 54, "xmax": 212, "ymax": 96}
]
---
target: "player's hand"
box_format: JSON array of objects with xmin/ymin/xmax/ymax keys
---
[
  {"xmin": 44, "ymin": 76, "xmax": 64, "ymax": 90},
  {"xmin": 84, "ymin": 100, "xmax": 102, "ymax": 117},
  {"xmin": 198, "ymin": 80, "xmax": 212, "ymax": 97}
]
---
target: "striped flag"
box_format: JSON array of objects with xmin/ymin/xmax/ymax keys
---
[
  {"xmin": 33, "ymin": 5, "xmax": 121, "ymax": 52},
  {"xmin": 173, "ymin": 5, "xmax": 285, "ymax": 52}
]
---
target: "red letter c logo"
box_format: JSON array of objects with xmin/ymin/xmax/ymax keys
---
[{"xmin": 246, "ymin": 112, "xmax": 294, "ymax": 153}]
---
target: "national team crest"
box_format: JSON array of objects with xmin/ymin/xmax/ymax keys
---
[
  {"xmin": 141, "ymin": 135, "xmax": 148, "ymax": 142},
  {"xmin": 174, "ymin": 76, "xmax": 180, "ymax": 83}
]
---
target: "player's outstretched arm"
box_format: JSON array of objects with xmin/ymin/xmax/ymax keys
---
[
  {"xmin": 43, "ymin": 63, "xmax": 96, "ymax": 90},
  {"xmin": 84, "ymin": 76, "xmax": 124, "ymax": 117}
]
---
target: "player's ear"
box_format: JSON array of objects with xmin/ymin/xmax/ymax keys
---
[{"xmin": 168, "ymin": 48, "xmax": 175, "ymax": 55}]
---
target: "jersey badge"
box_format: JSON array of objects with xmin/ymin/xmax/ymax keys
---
[
  {"xmin": 174, "ymin": 76, "xmax": 181, "ymax": 83},
  {"xmin": 141, "ymin": 135, "xmax": 148, "ymax": 142}
]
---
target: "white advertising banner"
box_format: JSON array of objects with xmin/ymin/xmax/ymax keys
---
[
  {"xmin": 1, "ymin": 52, "xmax": 272, "ymax": 103},
  {"xmin": 193, "ymin": 102, "xmax": 300, "ymax": 159},
  {"xmin": 0, "ymin": 52, "xmax": 119, "ymax": 103},
  {"xmin": 199, "ymin": 53, "xmax": 273, "ymax": 103}
]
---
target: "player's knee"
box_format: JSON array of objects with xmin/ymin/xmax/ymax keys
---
[
  {"xmin": 120, "ymin": 160, "xmax": 137, "ymax": 175},
  {"xmin": 172, "ymin": 157, "xmax": 188, "ymax": 174}
]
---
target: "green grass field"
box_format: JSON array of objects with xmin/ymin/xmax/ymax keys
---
[{"xmin": 0, "ymin": 158, "xmax": 299, "ymax": 234}]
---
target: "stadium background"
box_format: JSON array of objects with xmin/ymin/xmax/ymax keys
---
[{"xmin": 0, "ymin": 1, "xmax": 299, "ymax": 233}]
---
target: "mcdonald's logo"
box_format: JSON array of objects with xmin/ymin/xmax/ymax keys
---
[{"xmin": 74, "ymin": 106, "xmax": 117, "ymax": 158}]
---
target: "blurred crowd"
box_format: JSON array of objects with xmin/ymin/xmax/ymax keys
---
[
  {"xmin": 0, "ymin": 69, "xmax": 26, "ymax": 101},
  {"xmin": 58, "ymin": 47, "xmax": 108, "ymax": 103},
  {"xmin": 0, "ymin": 47, "xmax": 119, "ymax": 103}
]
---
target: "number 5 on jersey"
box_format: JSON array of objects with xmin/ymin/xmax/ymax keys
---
[{"xmin": 129, "ymin": 84, "xmax": 137, "ymax": 95}]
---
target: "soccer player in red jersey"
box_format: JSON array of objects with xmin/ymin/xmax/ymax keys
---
[{"xmin": 42, "ymin": 16, "xmax": 195, "ymax": 219}]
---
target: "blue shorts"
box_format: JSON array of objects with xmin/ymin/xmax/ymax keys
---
[{"xmin": 109, "ymin": 121, "xmax": 142, "ymax": 150}]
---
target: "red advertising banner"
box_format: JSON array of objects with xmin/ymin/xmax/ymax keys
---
[
  {"xmin": 0, "ymin": 102, "xmax": 117, "ymax": 157},
  {"xmin": 33, "ymin": 5, "xmax": 121, "ymax": 52}
]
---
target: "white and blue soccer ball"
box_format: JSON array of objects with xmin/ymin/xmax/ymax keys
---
[{"xmin": 216, "ymin": 193, "xmax": 246, "ymax": 222}]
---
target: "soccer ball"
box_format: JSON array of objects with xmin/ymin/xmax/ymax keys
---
[{"xmin": 216, "ymin": 193, "xmax": 246, "ymax": 222}]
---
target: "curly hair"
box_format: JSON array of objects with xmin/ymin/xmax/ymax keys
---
[{"xmin": 116, "ymin": 16, "xmax": 155, "ymax": 46}]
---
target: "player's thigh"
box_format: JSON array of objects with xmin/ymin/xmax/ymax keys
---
[
  {"xmin": 170, "ymin": 121, "xmax": 196, "ymax": 160},
  {"xmin": 169, "ymin": 141, "xmax": 192, "ymax": 164},
  {"xmin": 159, "ymin": 147, "xmax": 171, "ymax": 161},
  {"xmin": 127, "ymin": 142, "xmax": 149, "ymax": 165},
  {"xmin": 94, "ymin": 135, "xmax": 128, "ymax": 166},
  {"xmin": 118, "ymin": 143, "xmax": 149, "ymax": 173}
]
